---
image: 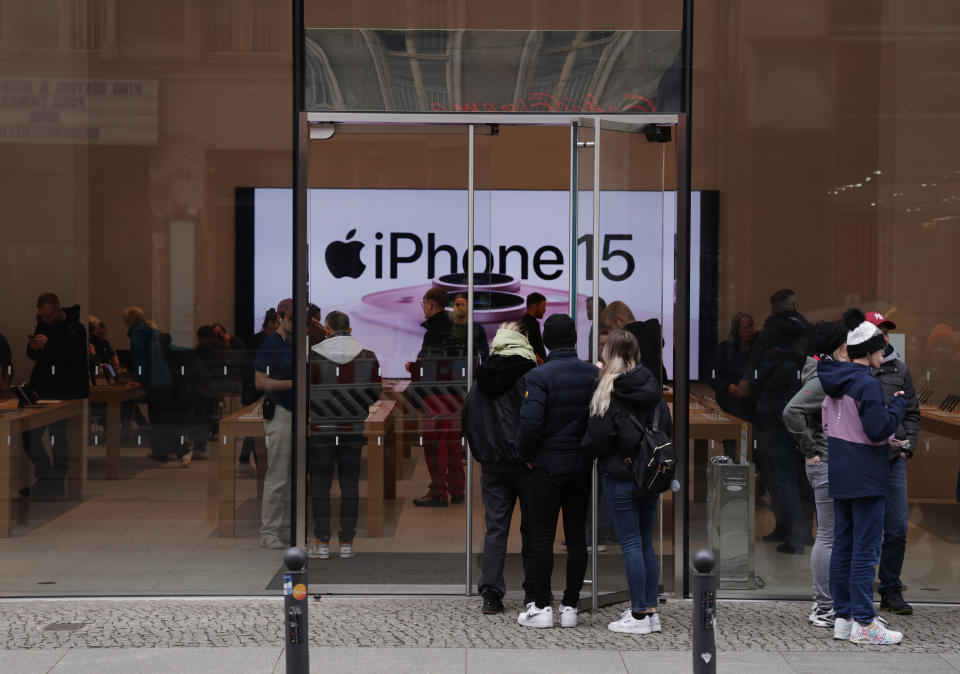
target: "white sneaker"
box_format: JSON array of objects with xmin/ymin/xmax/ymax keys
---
[
  {"xmin": 517, "ymin": 602, "xmax": 554, "ymax": 628},
  {"xmin": 809, "ymin": 604, "xmax": 836, "ymax": 628},
  {"xmin": 235, "ymin": 462, "xmax": 256, "ymax": 477},
  {"xmin": 179, "ymin": 450, "xmax": 193, "ymax": 468},
  {"xmin": 339, "ymin": 542, "xmax": 354, "ymax": 559},
  {"xmin": 608, "ymin": 609, "xmax": 652, "ymax": 634},
  {"xmin": 850, "ymin": 618, "xmax": 903, "ymax": 645},
  {"xmin": 306, "ymin": 539, "xmax": 329, "ymax": 560},
  {"xmin": 559, "ymin": 604, "xmax": 578, "ymax": 628},
  {"xmin": 649, "ymin": 612, "xmax": 662, "ymax": 633},
  {"xmin": 833, "ymin": 616, "xmax": 854, "ymax": 640}
]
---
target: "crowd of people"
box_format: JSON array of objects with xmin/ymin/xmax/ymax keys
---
[
  {"xmin": 709, "ymin": 288, "xmax": 930, "ymax": 645},
  {"xmin": 4, "ymin": 285, "xmax": 955, "ymax": 643}
]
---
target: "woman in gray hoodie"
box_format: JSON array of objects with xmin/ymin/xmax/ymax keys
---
[{"xmin": 782, "ymin": 321, "xmax": 848, "ymax": 629}]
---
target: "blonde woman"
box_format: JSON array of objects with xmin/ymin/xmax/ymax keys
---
[{"xmin": 581, "ymin": 329, "xmax": 671, "ymax": 635}]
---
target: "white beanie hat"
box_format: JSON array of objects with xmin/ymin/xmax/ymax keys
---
[{"xmin": 843, "ymin": 308, "xmax": 886, "ymax": 359}]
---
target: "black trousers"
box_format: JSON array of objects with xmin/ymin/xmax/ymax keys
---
[
  {"xmin": 309, "ymin": 434, "xmax": 363, "ymax": 542},
  {"xmin": 478, "ymin": 470, "xmax": 535, "ymax": 599},
  {"xmin": 528, "ymin": 468, "xmax": 591, "ymax": 608},
  {"xmin": 22, "ymin": 419, "xmax": 69, "ymax": 486}
]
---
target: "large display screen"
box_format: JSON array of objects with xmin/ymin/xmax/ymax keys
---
[{"xmin": 238, "ymin": 188, "xmax": 714, "ymax": 379}]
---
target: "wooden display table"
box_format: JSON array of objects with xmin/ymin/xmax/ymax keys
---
[
  {"xmin": 214, "ymin": 399, "xmax": 399, "ymax": 538},
  {"xmin": 672, "ymin": 401, "xmax": 753, "ymax": 502},
  {"xmin": 0, "ymin": 399, "xmax": 85, "ymax": 536},
  {"xmin": 920, "ymin": 407, "xmax": 960, "ymax": 442},
  {"xmin": 88, "ymin": 384, "xmax": 142, "ymax": 479}
]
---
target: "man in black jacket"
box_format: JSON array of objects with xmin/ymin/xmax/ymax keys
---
[
  {"xmin": 515, "ymin": 314, "xmax": 597, "ymax": 628},
  {"xmin": 407, "ymin": 287, "xmax": 466, "ymax": 507},
  {"xmin": 23, "ymin": 292, "xmax": 89, "ymax": 499},
  {"xmin": 739, "ymin": 289, "xmax": 815, "ymax": 554},
  {"xmin": 520, "ymin": 292, "xmax": 547, "ymax": 363},
  {"xmin": 462, "ymin": 321, "xmax": 538, "ymax": 615},
  {"xmin": 864, "ymin": 311, "xmax": 920, "ymax": 615}
]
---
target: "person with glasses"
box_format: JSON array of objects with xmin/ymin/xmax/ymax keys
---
[
  {"xmin": 406, "ymin": 287, "xmax": 465, "ymax": 507},
  {"xmin": 22, "ymin": 293, "xmax": 89, "ymax": 499},
  {"xmin": 863, "ymin": 311, "xmax": 920, "ymax": 617}
]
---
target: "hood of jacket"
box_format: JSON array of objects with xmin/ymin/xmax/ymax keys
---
[
  {"xmin": 490, "ymin": 328, "xmax": 537, "ymax": 364},
  {"xmin": 312, "ymin": 334, "xmax": 363, "ymax": 364},
  {"xmin": 477, "ymin": 354, "xmax": 535, "ymax": 396},
  {"xmin": 880, "ymin": 342, "xmax": 900, "ymax": 365},
  {"xmin": 63, "ymin": 304, "xmax": 82, "ymax": 325},
  {"xmin": 800, "ymin": 355, "xmax": 819, "ymax": 385},
  {"xmin": 818, "ymin": 359, "xmax": 873, "ymax": 398},
  {"xmin": 768, "ymin": 310, "xmax": 811, "ymax": 337},
  {"xmin": 612, "ymin": 364, "xmax": 662, "ymax": 411}
]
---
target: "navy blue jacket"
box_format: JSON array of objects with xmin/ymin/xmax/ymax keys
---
[
  {"xmin": 515, "ymin": 347, "xmax": 597, "ymax": 475},
  {"xmin": 818, "ymin": 359, "xmax": 908, "ymax": 499}
]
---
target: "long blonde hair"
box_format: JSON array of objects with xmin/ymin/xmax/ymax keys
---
[{"xmin": 589, "ymin": 329, "xmax": 640, "ymax": 417}]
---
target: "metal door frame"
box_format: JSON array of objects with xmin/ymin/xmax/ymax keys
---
[{"xmin": 295, "ymin": 112, "xmax": 691, "ymax": 602}]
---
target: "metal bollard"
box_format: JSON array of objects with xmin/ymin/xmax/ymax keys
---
[
  {"xmin": 692, "ymin": 549, "xmax": 717, "ymax": 674},
  {"xmin": 283, "ymin": 547, "xmax": 309, "ymax": 674}
]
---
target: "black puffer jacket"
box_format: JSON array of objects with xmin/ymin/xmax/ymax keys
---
[
  {"xmin": 515, "ymin": 347, "xmax": 597, "ymax": 474},
  {"xmin": 745, "ymin": 310, "xmax": 813, "ymax": 426},
  {"xmin": 27, "ymin": 304, "xmax": 89, "ymax": 399},
  {"xmin": 461, "ymin": 354, "xmax": 536, "ymax": 472},
  {"xmin": 873, "ymin": 344, "xmax": 920, "ymax": 460},
  {"xmin": 581, "ymin": 364, "xmax": 672, "ymax": 481}
]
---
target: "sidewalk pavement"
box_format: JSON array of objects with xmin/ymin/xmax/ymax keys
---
[{"xmin": 0, "ymin": 597, "xmax": 957, "ymax": 673}]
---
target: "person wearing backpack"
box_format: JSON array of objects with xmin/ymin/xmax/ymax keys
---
[
  {"xmin": 581, "ymin": 329, "xmax": 672, "ymax": 635},
  {"xmin": 461, "ymin": 321, "xmax": 538, "ymax": 615}
]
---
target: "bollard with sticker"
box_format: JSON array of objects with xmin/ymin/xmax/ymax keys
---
[
  {"xmin": 692, "ymin": 548, "xmax": 717, "ymax": 674},
  {"xmin": 283, "ymin": 547, "xmax": 309, "ymax": 673}
]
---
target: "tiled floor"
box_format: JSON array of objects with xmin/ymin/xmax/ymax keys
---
[{"xmin": 1, "ymin": 439, "xmax": 958, "ymax": 600}]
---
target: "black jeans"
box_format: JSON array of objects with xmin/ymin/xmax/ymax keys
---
[
  {"xmin": 147, "ymin": 386, "xmax": 187, "ymax": 461},
  {"xmin": 478, "ymin": 470, "xmax": 534, "ymax": 599},
  {"xmin": 22, "ymin": 419, "xmax": 69, "ymax": 487},
  {"xmin": 762, "ymin": 422, "xmax": 813, "ymax": 547},
  {"xmin": 309, "ymin": 434, "xmax": 363, "ymax": 542},
  {"xmin": 528, "ymin": 468, "xmax": 591, "ymax": 608}
]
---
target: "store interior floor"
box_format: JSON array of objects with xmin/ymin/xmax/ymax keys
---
[{"xmin": 1, "ymin": 437, "xmax": 957, "ymax": 602}]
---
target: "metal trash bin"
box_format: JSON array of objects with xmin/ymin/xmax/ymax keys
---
[{"xmin": 707, "ymin": 455, "xmax": 759, "ymax": 589}]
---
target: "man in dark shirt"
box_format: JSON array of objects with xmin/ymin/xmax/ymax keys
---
[
  {"xmin": 254, "ymin": 298, "xmax": 295, "ymax": 549},
  {"xmin": 520, "ymin": 292, "xmax": 547, "ymax": 364},
  {"xmin": 88, "ymin": 318, "xmax": 120, "ymax": 375},
  {"xmin": 406, "ymin": 287, "xmax": 466, "ymax": 507},
  {"xmin": 23, "ymin": 292, "xmax": 89, "ymax": 499},
  {"xmin": 739, "ymin": 288, "xmax": 815, "ymax": 554},
  {"xmin": 450, "ymin": 293, "xmax": 489, "ymax": 362},
  {"xmin": 237, "ymin": 309, "xmax": 279, "ymax": 475}
]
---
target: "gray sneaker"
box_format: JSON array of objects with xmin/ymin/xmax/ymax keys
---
[{"xmin": 260, "ymin": 537, "xmax": 286, "ymax": 550}]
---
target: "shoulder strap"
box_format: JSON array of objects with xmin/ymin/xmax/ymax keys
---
[{"xmin": 652, "ymin": 404, "xmax": 660, "ymax": 431}]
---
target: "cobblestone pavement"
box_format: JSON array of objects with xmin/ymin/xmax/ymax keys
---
[{"xmin": 0, "ymin": 597, "xmax": 957, "ymax": 654}]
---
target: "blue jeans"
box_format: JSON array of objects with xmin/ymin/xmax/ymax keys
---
[
  {"xmin": 604, "ymin": 475, "xmax": 660, "ymax": 612},
  {"xmin": 878, "ymin": 455, "xmax": 908, "ymax": 595},
  {"xmin": 831, "ymin": 496, "xmax": 885, "ymax": 623}
]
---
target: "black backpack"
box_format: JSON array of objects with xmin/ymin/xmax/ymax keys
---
[{"xmin": 627, "ymin": 406, "xmax": 676, "ymax": 493}]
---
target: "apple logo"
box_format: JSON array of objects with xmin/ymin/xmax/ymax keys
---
[{"xmin": 325, "ymin": 229, "xmax": 366, "ymax": 278}]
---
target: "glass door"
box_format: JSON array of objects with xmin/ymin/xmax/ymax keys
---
[
  {"xmin": 576, "ymin": 118, "xmax": 674, "ymax": 607},
  {"xmin": 303, "ymin": 126, "xmax": 471, "ymax": 592}
]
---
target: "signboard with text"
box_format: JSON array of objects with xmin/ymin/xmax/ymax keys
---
[{"xmin": 0, "ymin": 77, "xmax": 158, "ymax": 144}]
